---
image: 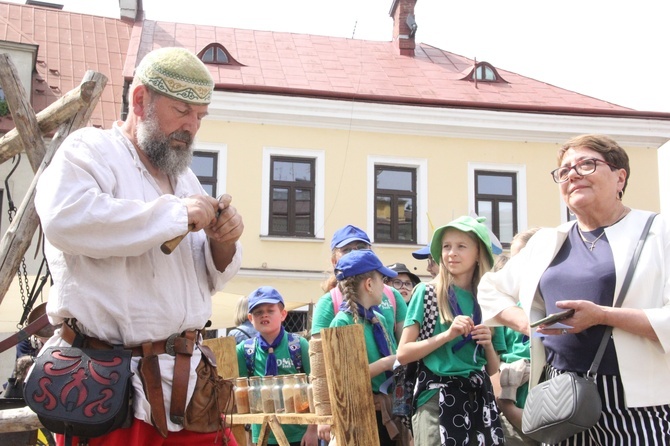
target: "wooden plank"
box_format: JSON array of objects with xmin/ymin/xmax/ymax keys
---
[
  {"xmin": 225, "ymin": 413, "xmax": 332, "ymax": 425},
  {"xmin": 321, "ymin": 324, "xmax": 379, "ymax": 446},
  {"xmin": 0, "ymin": 80, "xmax": 95, "ymax": 165},
  {"xmin": 256, "ymin": 415, "xmax": 271, "ymax": 446},
  {"xmin": 202, "ymin": 336, "xmax": 246, "ymax": 445},
  {"xmin": 0, "ymin": 54, "xmax": 46, "ymax": 172},
  {"xmin": 268, "ymin": 415, "xmax": 290, "ymax": 446},
  {"xmin": 0, "ymin": 407, "xmax": 42, "ymax": 433}
]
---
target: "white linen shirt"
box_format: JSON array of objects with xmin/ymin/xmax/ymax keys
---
[
  {"xmin": 34, "ymin": 123, "xmax": 242, "ymax": 430},
  {"xmin": 478, "ymin": 209, "xmax": 670, "ymax": 408}
]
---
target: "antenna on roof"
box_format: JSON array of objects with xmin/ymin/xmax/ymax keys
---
[{"xmin": 351, "ymin": 20, "xmax": 358, "ymax": 39}]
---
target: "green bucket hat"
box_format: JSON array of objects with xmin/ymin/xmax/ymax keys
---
[
  {"xmin": 430, "ymin": 215, "xmax": 494, "ymax": 267},
  {"xmin": 135, "ymin": 47, "xmax": 214, "ymax": 105}
]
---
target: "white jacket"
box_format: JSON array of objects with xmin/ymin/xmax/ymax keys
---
[{"xmin": 478, "ymin": 209, "xmax": 670, "ymax": 408}]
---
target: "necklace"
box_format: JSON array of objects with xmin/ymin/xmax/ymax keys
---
[{"xmin": 577, "ymin": 226, "xmax": 606, "ymax": 251}]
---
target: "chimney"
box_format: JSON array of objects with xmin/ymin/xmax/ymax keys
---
[{"xmin": 390, "ymin": 0, "xmax": 417, "ymax": 56}]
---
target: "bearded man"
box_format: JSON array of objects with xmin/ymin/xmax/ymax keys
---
[{"xmin": 34, "ymin": 47, "xmax": 243, "ymax": 445}]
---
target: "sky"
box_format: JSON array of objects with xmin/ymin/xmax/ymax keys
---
[{"xmin": 7, "ymin": 0, "xmax": 670, "ymax": 113}]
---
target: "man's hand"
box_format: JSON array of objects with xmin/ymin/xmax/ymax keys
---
[
  {"xmin": 182, "ymin": 195, "xmax": 219, "ymax": 231},
  {"xmin": 205, "ymin": 194, "xmax": 244, "ymax": 245}
]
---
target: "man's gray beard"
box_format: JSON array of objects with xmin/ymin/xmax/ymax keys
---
[{"xmin": 136, "ymin": 105, "xmax": 194, "ymax": 178}]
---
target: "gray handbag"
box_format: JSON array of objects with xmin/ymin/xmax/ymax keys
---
[{"xmin": 522, "ymin": 213, "xmax": 657, "ymax": 444}]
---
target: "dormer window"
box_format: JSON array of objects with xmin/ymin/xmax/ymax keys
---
[
  {"xmin": 197, "ymin": 44, "xmax": 243, "ymax": 67},
  {"xmin": 475, "ymin": 64, "xmax": 496, "ymax": 81},
  {"xmin": 461, "ymin": 61, "xmax": 508, "ymax": 84},
  {"xmin": 201, "ymin": 46, "xmax": 228, "ymax": 64}
]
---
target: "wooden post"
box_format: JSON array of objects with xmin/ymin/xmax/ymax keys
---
[
  {"xmin": 0, "ymin": 65, "xmax": 107, "ymax": 307},
  {"xmin": 321, "ymin": 324, "xmax": 379, "ymax": 446}
]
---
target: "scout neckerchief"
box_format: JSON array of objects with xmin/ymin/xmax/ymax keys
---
[
  {"xmin": 339, "ymin": 302, "xmax": 393, "ymax": 358},
  {"xmin": 257, "ymin": 326, "xmax": 285, "ymax": 376},
  {"xmin": 448, "ymin": 285, "xmax": 482, "ymax": 362}
]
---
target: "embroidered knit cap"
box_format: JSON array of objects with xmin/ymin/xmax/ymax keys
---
[
  {"xmin": 135, "ymin": 47, "xmax": 214, "ymax": 105},
  {"xmin": 430, "ymin": 215, "xmax": 494, "ymax": 267}
]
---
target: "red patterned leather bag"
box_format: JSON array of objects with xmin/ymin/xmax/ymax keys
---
[{"xmin": 24, "ymin": 345, "xmax": 133, "ymax": 439}]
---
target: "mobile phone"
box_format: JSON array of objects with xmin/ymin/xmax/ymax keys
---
[{"xmin": 530, "ymin": 309, "xmax": 575, "ymax": 328}]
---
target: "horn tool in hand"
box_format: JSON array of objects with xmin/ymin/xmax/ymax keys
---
[{"xmin": 160, "ymin": 194, "xmax": 230, "ymax": 255}]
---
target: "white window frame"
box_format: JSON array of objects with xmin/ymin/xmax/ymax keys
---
[
  {"xmin": 193, "ymin": 141, "xmax": 227, "ymax": 197},
  {"xmin": 261, "ymin": 147, "xmax": 325, "ymax": 240},
  {"xmin": 468, "ymin": 162, "xmax": 528, "ymax": 239},
  {"xmin": 367, "ymin": 156, "xmax": 429, "ymax": 245}
]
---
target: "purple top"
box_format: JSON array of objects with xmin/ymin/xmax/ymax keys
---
[{"xmin": 539, "ymin": 224, "xmax": 619, "ymax": 375}]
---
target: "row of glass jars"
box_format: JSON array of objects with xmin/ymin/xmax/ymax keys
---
[{"xmin": 234, "ymin": 373, "xmax": 314, "ymax": 414}]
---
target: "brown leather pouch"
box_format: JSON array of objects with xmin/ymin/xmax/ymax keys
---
[
  {"xmin": 183, "ymin": 345, "xmax": 234, "ymax": 433},
  {"xmin": 138, "ymin": 343, "xmax": 168, "ymax": 438}
]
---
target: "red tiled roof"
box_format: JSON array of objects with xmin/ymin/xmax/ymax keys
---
[
  {"xmin": 0, "ymin": 1, "xmax": 132, "ymax": 130},
  {"xmin": 125, "ymin": 20, "xmax": 633, "ymax": 115}
]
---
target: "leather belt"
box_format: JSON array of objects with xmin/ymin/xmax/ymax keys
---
[{"xmin": 60, "ymin": 323, "xmax": 196, "ymax": 357}]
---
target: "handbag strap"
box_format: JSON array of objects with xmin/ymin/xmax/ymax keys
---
[{"xmin": 587, "ymin": 212, "xmax": 657, "ymax": 377}]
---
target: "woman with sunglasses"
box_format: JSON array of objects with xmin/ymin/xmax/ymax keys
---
[{"xmin": 478, "ymin": 134, "xmax": 670, "ymax": 445}]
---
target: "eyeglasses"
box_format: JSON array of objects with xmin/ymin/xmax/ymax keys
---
[
  {"xmin": 337, "ymin": 243, "xmax": 370, "ymax": 255},
  {"xmin": 550, "ymin": 158, "xmax": 618, "ymax": 183},
  {"xmin": 390, "ymin": 279, "xmax": 414, "ymax": 290}
]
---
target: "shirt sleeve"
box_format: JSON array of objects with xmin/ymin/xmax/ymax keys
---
[
  {"xmin": 311, "ymin": 292, "xmax": 335, "ymax": 335},
  {"xmin": 299, "ymin": 337, "xmax": 311, "ymax": 374}
]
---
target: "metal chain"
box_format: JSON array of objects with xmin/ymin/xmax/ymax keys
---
[{"xmin": 5, "ymin": 154, "xmax": 31, "ymax": 328}]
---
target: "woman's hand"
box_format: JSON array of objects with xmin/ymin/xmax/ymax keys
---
[{"xmin": 536, "ymin": 300, "xmax": 602, "ymax": 335}]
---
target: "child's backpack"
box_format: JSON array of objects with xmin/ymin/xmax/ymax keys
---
[
  {"xmin": 243, "ymin": 332, "xmax": 303, "ymax": 377},
  {"xmin": 330, "ymin": 284, "xmax": 397, "ymax": 318},
  {"xmin": 392, "ymin": 284, "xmax": 438, "ymax": 429}
]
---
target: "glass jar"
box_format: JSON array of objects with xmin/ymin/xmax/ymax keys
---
[
  {"xmin": 248, "ymin": 376, "xmax": 263, "ymax": 414},
  {"xmin": 272, "ymin": 376, "xmax": 285, "ymax": 414},
  {"xmin": 234, "ymin": 377, "xmax": 250, "ymax": 414},
  {"xmin": 293, "ymin": 373, "xmax": 310, "ymax": 414},
  {"xmin": 282, "ymin": 374, "xmax": 296, "ymax": 413},
  {"xmin": 307, "ymin": 375, "xmax": 315, "ymax": 413},
  {"xmin": 261, "ymin": 376, "xmax": 275, "ymax": 413}
]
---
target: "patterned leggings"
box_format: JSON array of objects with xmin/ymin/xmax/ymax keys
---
[{"xmin": 545, "ymin": 365, "xmax": 670, "ymax": 446}]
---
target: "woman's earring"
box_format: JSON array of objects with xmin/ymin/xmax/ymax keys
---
[{"xmin": 617, "ymin": 190, "xmax": 623, "ymax": 201}]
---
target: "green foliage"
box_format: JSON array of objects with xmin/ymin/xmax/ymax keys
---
[{"xmin": 0, "ymin": 99, "xmax": 8, "ymax": 117}]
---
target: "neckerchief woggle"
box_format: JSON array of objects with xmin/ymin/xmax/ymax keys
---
[
  {"xmin": 448, "ymin": 286, "xmax": 482, "ymax": 363},
  {"xmin": 257, "ymin": 326, "xmax": 285, "ymax": 376}
]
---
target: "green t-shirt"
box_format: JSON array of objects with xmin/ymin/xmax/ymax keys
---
[
  {"xmin": 235, "ymin": 332, "xmax": 311, "ymax": 444},
  {"xmin": 500, "ymin": 310, "xmax": 530, "ymax": 408},
  {"xmin": 311, "ymin": 286, "xmax": 407, "ymax": 340},
  {"xmin": 404, "ymin": 283, "xmax": 506, "ymax": 406},
  {"xmin": 329, "ymin": 309, "xmax": 397, "ymax": 393}
]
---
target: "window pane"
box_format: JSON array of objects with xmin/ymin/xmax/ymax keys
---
[
  {"xmin": 478, "ymin": 175, "xmax": 512, "ymax": 196},
  {"xmin": 376, "ymin": 169, "xmax": 412, "ymax": 192},
  {"xmin": 201, "ymin": 184, "xmax": 214, "ymax": 196},
  {"xmin": 498, "ymin": 202, "xmax": 514, "ymax": 243},
  {"xmin": 398, "ymin": 197, "xmax": 413, "ymax": 241},
  {"xmin": 273, "ymin": 160, "xmax": 312, "ymax": 182},
  {"xmin": 375, "ymin": 196, "xmax": 391, "ymax": 240},
  {"xmin": 216, "ymin": 48, "xmax": 228, "ymax": 63},
  {"xmin": 202, "ymin": 47, "xmax": 214, "ymax": 63},
  {"xmin": 271, "ymin": 187, "xmax": 288, "ymax": 233},
  {"xmin": 477, "ymin": 201, "xmax": 493, "ymax": 232},
  {"xmin": 295, "ymin": 189, "xmax": 312, "ymax": 234},
  {"xmin": 192, "ymin": 154, "xmax": 215, "ymax": 177}
]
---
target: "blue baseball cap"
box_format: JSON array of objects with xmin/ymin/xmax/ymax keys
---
[
  {"xmin": 411, "ymin": 244, "xmax": 432, "ymax": 260},
  {"xmin": 335, "ymin": 250, "xmax": 398, "ymax": 280},
  {"xmin": 247, "ymin": 286, "xmax": 285, "ymax": 312},
  {"xmin": 330, "ymin": 225, "xmax": 371, "ymax": 250}
]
